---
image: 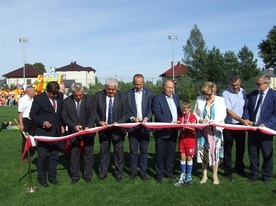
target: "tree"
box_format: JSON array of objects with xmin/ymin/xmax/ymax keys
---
[
  {"xmin": 205, "ymin": 46, "xmax": 225, "ymax": 84},
  {"xmin": 183, "ymin": 25, "xmax": 208, "ymax": 82},
  {"xmin": 258, "ymin": 26, "xmax": 276, "ymax": 69},
  {"xmin": 223, "ymin": 50, "xmax": 240, "ymax": 76},
  {"xmin": 86, "ymin": 81, "xmax": 104, "ymax": 96},
  {"xmin": 32, "ymin": 62, "xmax": 46, "ymax": 73},
  {"xmin": 117, "ymin": 81, "xmax": 132, "ymax": 92},
  {"xmin": 176, "ymin": 73, "xmax": 194, "ymax": 100},
  {"xmin": 238, "ymin": 46, "xmax": 260, "ymax": 80}
]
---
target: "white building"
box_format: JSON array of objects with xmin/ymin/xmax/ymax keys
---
[
  {"xmin": 56, "ymin": 61, "xmax": 96, "ymax": 87},
  {"xmin": 2, "ymin": 64, "xmax": 43, "ymax": 88}
]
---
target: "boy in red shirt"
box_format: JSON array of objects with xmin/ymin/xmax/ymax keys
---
[{"xmin": 174, "ymin": 100, "xmax": 197, "ymax": 186}]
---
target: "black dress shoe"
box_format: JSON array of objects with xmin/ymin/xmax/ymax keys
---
[
  {"xmin": 263, "ymin": 179, "xmax": 270, "ymax": 185},
  {"xmin": 156, "ymin": 177, "xmax": 162, "ymax": 183},
  {"xmin": 141, "ymin": 175, "xmax": 148, "ymax": 181},
  {"xmin": 116, "ymin": 177, "xmax": 122, "ymax": 182},
  {"xmin": 49, "ymin": 179, "xmax": 60, "ymax": 185},
  {"xmin": 237, "ymin": 171, "xmax": 249, "ymax": 178},
  {"xmin": 165, "ymin": 174, "xmax": 174, "ymax": 180},
  {"xmin": 70, "ymin": 179, "xmax": 80, "ymax": 185},
  {"xmin": 84, "ymin": 178, "xmax": 92, "ymax": 183},
  {"xmin": 39, "ymin": 181, "xmax": 49, "ymax": 188},
  {"xmin": 248, "ymin": 177, "xmax": 259, "ymax": 182},
  {"xmin": 97, "ymin": 176, "xmax": 107, "ymax": 181},
  {"xmin": 262, "ymin": 177, "xmax": 270, "ymax": 185},
  {"xmin": 130, "ymin": 173, "xmax": 137, "ymax": 181},
  {"xmin": 225, "ymin": 174, "xmax": 234, "ymax": 181}
]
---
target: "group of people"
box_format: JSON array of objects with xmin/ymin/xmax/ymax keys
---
[{"xmin": 17, "ymin": 73, "xmax": 276, "ymax": 188}]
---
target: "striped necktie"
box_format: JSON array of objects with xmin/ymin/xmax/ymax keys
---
[
  {"xmin": 108, "ymin": 98, "xmax": 113, "ymax": 124},
  {"xmin": 252, "ymin": 92, "xmax": 263, "ymax": 122}
]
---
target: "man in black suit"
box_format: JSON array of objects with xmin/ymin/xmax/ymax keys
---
[
  {"xmin": 94, "ymin": 78, "xmax": 129, "ymax": 182},
  {"xmin": 62, "ymin": 83, "xmax": 96, "ymax": 184},
  {"xmin": 244, "ymin": 74, "xmax": 276, "ymax": 184},
  {"xmin": 152, "ymin": 80, "xmax": 180, "ymax": 183},
  {"xmin": 126, "ymin": 74, "xmax": 154, "ymax": 181},
  {"xmin": 30, "ymin": 81, "xmax": 64, "ymax": 187}
]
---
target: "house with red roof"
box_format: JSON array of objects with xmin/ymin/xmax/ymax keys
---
[
  {"xmin": 2, "ymin": 61, "xmax": 97, "ymax": 89},
  {"xmin": 2, "ymin": 64, "xmax": 43, "ymax": 87},
  {"xmin": 159, "ymin": 61, "xmax": 188, "ymax": 83},
  {"xmin": 55, "ymin": 61, "xmax": 96, "ymax": 87}
]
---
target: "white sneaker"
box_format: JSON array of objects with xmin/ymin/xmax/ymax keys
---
[
  {"xmin": 178, "ymin": 173, "xmax": 185, "ymax": 181},
  {"xmin": 174, "ymin": 179, "xmax": 185, "ymax": 186}
]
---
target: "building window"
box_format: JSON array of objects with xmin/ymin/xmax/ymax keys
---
[{"xmin": 27, "ymin": 79, "xmax": 32, "ymax": 86}]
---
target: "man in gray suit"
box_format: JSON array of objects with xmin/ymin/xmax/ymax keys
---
[
  {"xmin": 126, "ymin": 74, "xmax": 154, "ymax": 181},
  {"xmin": 62, "ymin": 83, "xmax": 96, "ymax": 184},
  {"xmin": 94, "ymin": 78, "xmax": 129, "ymax": 182}
]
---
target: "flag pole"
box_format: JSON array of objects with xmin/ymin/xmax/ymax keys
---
[
  {"xmin": 15, "ymin": 118, "xmax": 39, "ymax": 193},
  {"xmin": 23, "ymin": 131, "xmax": 39, "ymax": 193}
]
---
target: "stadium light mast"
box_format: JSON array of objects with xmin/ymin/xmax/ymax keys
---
[{"xmin": 19, "ymin": 38, "xmax": 29, "ymax": 88}]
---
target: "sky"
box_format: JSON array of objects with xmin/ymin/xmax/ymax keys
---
[{"xmin": 0, "ymin": 0, "xmax": 275, "ymax": 83}]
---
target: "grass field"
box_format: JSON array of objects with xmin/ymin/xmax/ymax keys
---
[{"xmin": 0, "ymin": 105, "xmax": 275, "ymax": 206}]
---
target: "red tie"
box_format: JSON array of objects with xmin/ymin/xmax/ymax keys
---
[{"xmin": 52, "ymin": 99, "xmax": 56, "ymax": 112}]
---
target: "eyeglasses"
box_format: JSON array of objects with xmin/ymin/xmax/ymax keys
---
[
  {"xmin": 255, "ymin": 82, "xmax": 267, "ymax": 86},
  {"xmin": 204, "ymin": 93, "xmax": 212, "ymax": 96}
]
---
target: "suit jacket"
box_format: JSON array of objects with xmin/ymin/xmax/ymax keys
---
[
  {"xmin": 94, "ymin": 89, "xmax": 129, "ymax": 140},
  {"xmin": 194, "ymin": 95, "xmax": 226, "ymax": 124},
  {"xmin": 126, "ymin": 87, "xmax": 154, "ymax": 133},
  {"xmin": 30, "ymin": 91, "xmax": 63, "ymax": 137},
  {"xmin": 62, "ymin": 94, "xmax": 96, "ymax": 142},
  {"xmin": 151, "ymin": 92, "xmax": 180, "ymax": 138},
  {"xmin": 244, "ymin": 88, "xmax": 276, "ymax": 130}
]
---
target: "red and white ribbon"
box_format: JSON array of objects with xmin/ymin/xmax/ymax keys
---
[
  {"xmin": 19, "ymin": 122, "xmax": 276, "ymax": 173},
  {"xmin": 28, "ymin": 122, "xmax": 276, "ymax": 144},
  {"xmin": 20, "ymin": 122, "xmax": 276, "ymax": 161}
]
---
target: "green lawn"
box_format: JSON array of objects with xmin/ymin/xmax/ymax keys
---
[{"xmin": 0, "ymin": 105, "xmax": 275, "ymax": 206}]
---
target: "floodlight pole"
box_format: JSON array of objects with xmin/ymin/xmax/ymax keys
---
[{"xmin": 19, "ymin": 38, "xmax": 29, "ymax": 89}]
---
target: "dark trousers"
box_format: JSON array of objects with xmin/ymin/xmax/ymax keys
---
[
  {"xmin": 37, "ymin": 141, "xmax": 59, "ymax": 183},
  {"xmin": 248, "ymin": 130, "xmax": 273, "ymax": 180},
  {"xmin": 128, "ymin": 130, "xmax": 149, "ymax": 176},
  {"xmin": 70, "ymin": 136, "xmax": 94, "ymax": 180},
  {"xmin": 223, "ymin": 128, "xmax": 246, "ymax": 175},
  {"xmin": 21, "ymin": 118, "xmax": 36, "ymax": 157},
  {"xmin": 155, "ymin": 132, "xmax": 177, "ymax": 178},
  {"xmin": 98, "ymin": 131, "xmax": 124, "ymax": 179}
]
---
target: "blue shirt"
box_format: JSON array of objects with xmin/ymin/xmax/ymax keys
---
[{"xmin": 221, "ymin": 87, "xmax": 247, "ymax": 124}]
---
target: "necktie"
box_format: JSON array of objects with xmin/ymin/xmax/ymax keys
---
[
  {"xmin": 52, "ymin": 99, "xmax": 56, "ymax": 112},
  {"xmin": 252, "ymin": 92, "xmax": 263, "ymax": 122},
  {"xmin": 76, "ymin": 101, "xmax": 80, "ymax": 117},
  {"xmin": 108, "ymin": 98, "xmax": 113, "ymax": 124}
]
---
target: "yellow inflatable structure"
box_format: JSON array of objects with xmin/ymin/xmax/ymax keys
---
[{"xmin": 32, "ymin": 68, "xmax": 63, "ymax": 93}]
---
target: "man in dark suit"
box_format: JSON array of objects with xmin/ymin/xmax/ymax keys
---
[
  {"xmin": 152, "ymin": 80, "xmax": 180, "ymax": 183},
  {"xmin": 62, "ymin": 83, "xmax": 96, "ymax": 184},
  {"xmin": 126, "ymin": 74, "xmax": 154, "ymax": 181},
  {"xmin": 30, "ymin": 81, "xmax": 64, "ymax": 187},
  {"xmin": 244, "ymin": 74, "xmax": 276, "ymax": 184},
  {"xmin": 94, "ymin": 78, "xmax": 129, "ymax": 182}
]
